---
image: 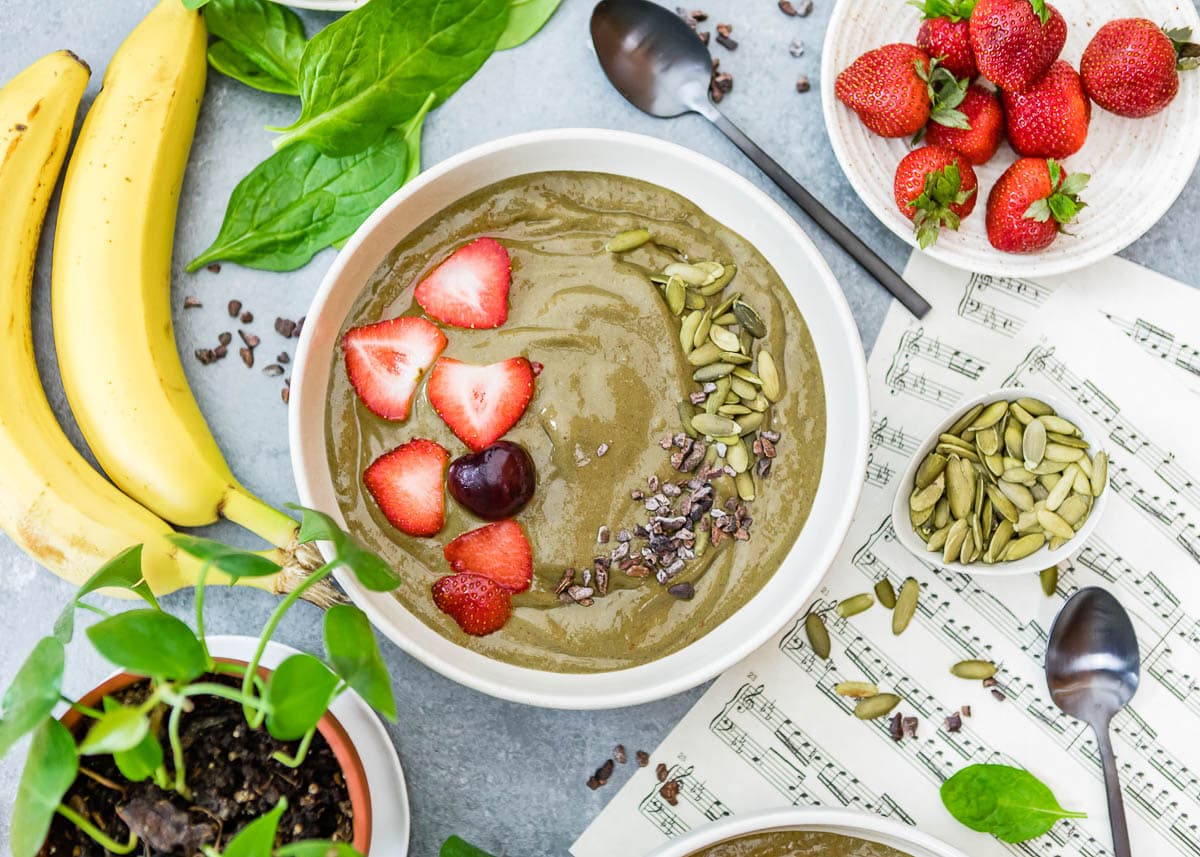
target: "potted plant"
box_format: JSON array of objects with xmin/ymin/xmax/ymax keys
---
[{"xmin": 0, "ymin": 505, "xmax": 401, "ymax": 857}]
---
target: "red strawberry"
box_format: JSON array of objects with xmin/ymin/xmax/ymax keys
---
[
  {"xmin": 926, "ymin": 84, "xmax": 1005, "ymax": 164},
  {"xmin": 432, "ymin": 574, "xmax": 512, "ymax": 636},
  {"xmin": 443, "ymin": 520, "xmax": 533, "ymax": 593},
  {"xmin": 342, "ymin": 316, "xmax": 447, "ymax": 420},
  {"xmin": 894, "ymin": 146, "xmax": 978, "ymax": 248},
  {"xmin": 363, "ymin": 438, "xmax": 449, "ymax": 537},
  {"xmin": 969, "ymin": 0, "xmax": 1067, "ymax": 92},
  {"xmin": 426, "ymin": 357, "xmax": 536, "ymax": 452},
  {"xmin": 913, "ymin": 0, "xmax": 979, "ymax": 79},
  {"xmin": 1003, "ymin": 61, "xmax": 1090, "ymax": 158},
  {"xmin": 986, "ymin": 157, "xmax": 1089, "ymax": 253},
  {"xmin": 413, "ymin": 237, "xmax": 512, "ymax": 330},
  {"xmin": 1081, "ymin": 20, "xmax": 1199, "ymax": 118},
  {"xmin": 835, "ymin": 44, "xmax": 936, "ymax": 137}
]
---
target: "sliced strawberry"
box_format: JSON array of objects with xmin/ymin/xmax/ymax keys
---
[
  {"xmin": 443, "ymin": 520, "xmax": 534, "ymax": 593},
  {"xmin": 426, "ymin": 357, "xmax": 535, "ymax": 452},
  {"xmin": 342, "ymin": 316, "xmax": 447, "ymax": 420},
  {"xmin": 363, "ymin": 438, "xmax": 449, "ymax": 537},
  {"xmin": 432, "ymin": 574, "xmax": 512, "ymax": 636},
  {"xmin": 413, "ymin": 237, "xmax": 512, "ymax": 329}
]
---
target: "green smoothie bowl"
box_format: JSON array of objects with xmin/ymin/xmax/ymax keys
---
[{"xmin": 289, "ymin": 129, "xmax": 869, "ymax": 709}]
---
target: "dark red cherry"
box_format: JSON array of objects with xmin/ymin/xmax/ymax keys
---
[{"xmin": 447, "ymin": 441, "xmax": 536, "ymax": 520}]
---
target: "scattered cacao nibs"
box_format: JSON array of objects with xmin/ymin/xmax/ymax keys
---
[
  {"xmin": 796, "ymin": 0, "xmax": 814, "ymax": 13},
  {"xmin": 660, "ymin": 779, "xmax": 681, "ymax": 806},
  {"xmin": 281, "ymin": 386, "xmax": 290, "ymax": 405},
  {"xmin": 195, "ymin": 348, "xmax": 217, "ymax": 365},
  {"xmin": 627, "ymin": 564, "xmax": 650, "ymax": 579},
  {"xmin": 960, "ymin": 705, "xmax": 972, "ymax": 717},
  {"xmin": 697, "ymin": 30, "xmax": 710, "ymax": 45},
  {"xmin": 277, "ymin": 352, "xmax": 289, "ymax": 364},
  {"xmin": 715, "ymin": 33, "xmax": 738, "ymax": 51},
  {"xmin": 586, "ymin": 777, "xmax": 602, "ymax": 791},
  {"xmin": 294, "ymin": 317, "xmax": 305, "ymax": 337},
  {"xmin": 945, "ymin": 712, "xmax": 963, "ymax": 733},
  {"xmin": 713, "ymin": 72, "xmax": 733, "ymax": 93},
  {"xmin": 636, "ymin": 751, "xmax": 650, "ymax": 767},
  {"xmin": 779, "ymin": 0, "xmax": 798, "ymax": 14},
  {"xmin": 239, "ymin": 347, "xmax": 254, "ymax": 369},
  {"xmin": 530, "ymin": 361, "xmax": 544, "ymax": 376},
  {"xmin": 795, "ymin": 76, "xmax": 812, "ymax": 93},
  {"xmin": 563, "ymin": 585, "xmax": 594, "ymax": 606},
  {"xmin": 688, "ymin": 391, "xmax": 707, "ymax": 405},
  {"xmin": 238, "ymin": 330, "xmax": 260, "ymax": 349},
  {"xmin": 597, "ymin": 525, "xmax": 611, "ymax": 544},
  {"xmin": 789, "ymin": 39, "xmax": 806, "ymax": 58},
  {"xmin": 614, "ymin": 745, "xmax": 627, "ymax": 765},
  {"xmin": 690, "ymin": 9, "xmax": 708, "ymax": 20},
  {"xmin": 213, "ymin": 345, "xmax": 228, "ymax": 360},
  {"xmin": 902, "ymin": 716, "xmax": 919, "ymax": 739},
  {"xmin": 274, "ymin": 317, "xmax": 297, "ymax": 338},
  {"xmin": 991, "ymin": 688, "xmax": 1007, "ymax": 702},
  {"xmin": 596, "ymin": 442, "xmax": 610, "ymax": 458},
  {"xmin": 888, "ymin": 712, "xmax": 904, "ymax": 742},
  {"xmin": 631, "ymin": 489, "xmax": 644, "ymax": 501},
  {"xmin": 616, "ymin": 528, "xmax": 632, "ymax": 543},
  {"xmin": 227, "ymin": 299, "xmax": 242, "ymax": 317},
  {"xmin": 554, "ymin": 568, "xmax": 576, "ymax": 596},
  {"xmin": 596, "ymin": 566, "xmax": 610, "ymax": 597},
  {"xmin": 655, "ymin": 762, "xmax": 669, "ymax": 783},
  {"xmin": 183, "ymin": 296, "xmax": 202, "ymax": 309},
  {"xmin": 982, "ymin": 677, "xmax": 997, "ymax": 688},
  {"xmin": 762, "ymin": 430, "xmax": 781, "ymax": 443},
  {"xmin": 595, "ymin": 759, "xmax": 615, "ymax": 784},
  {"xmin": 668, "ymin": 582, "xmax": 695, "ymax": 600},
  {"xmin": 206, "ymin": 263, "xmax": 221, "ymax": 274},
  {"xmin": 716, "ymin": 22, "xmax": 732, "ymax": 36},
  {"xmin": 218, "ymin": 332, "xmax": 233, "ymax": 347},
  {"xmin": 263, "ymin": 364, "xmax": 284, "ymax": 377},
  {"xmin": 240, "ymin": 311, "xmax": 254, "ymax": 324}
]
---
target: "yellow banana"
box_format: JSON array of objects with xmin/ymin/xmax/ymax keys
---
[
  {"xmin": 51, "ymin": 0, "xmax": 316, "ymax": 566},
  {"xmin": 0, "ymin": 50, "xmax": 201, "ymax": 594}
]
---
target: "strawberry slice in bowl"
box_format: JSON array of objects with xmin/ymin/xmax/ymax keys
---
[
  {"xmin": 443, "ymin": 520, "xmax": 534, "ymax": 593},
  {"xmin": 432, "ymin": 574, "xmax": 513, "ymax": 636},
  {"xmin": 363, "ymin": 438, "xmax": 449, "ymax": 537},
  {"xmin": 413, "ymin": 237, "xmax": 512, "ymax": 329},
  {"xmin": 426, "ymin": 356, "xmax": 536, "ymax": 452},
  {"xmin": 342, "ymin": 316, "xmax": 447, "ymax": 420}
]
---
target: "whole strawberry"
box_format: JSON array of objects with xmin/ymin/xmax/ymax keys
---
[
  {"xmin": 1003, "ymin": 60, "xmax": 1090, "ymax": 158},
  {"xmin": 970, "ymin": 0, "xmax": 1067, "ymax": 91},
  {"xmin": 913, "ymin": 0, "xmax": 979, "ymax": 79},
  {"xmin": 836, "ymin": 45, "xmax": 968, "ymax": 137},
  {"xmin": 926, "ymin": 84, "xmax": 1005, "ymax": 163},
  {"xmin": 1081, "ymin": 20, "xmax": 1200, "ymax": 118},
  {"xmin": 986, "ymin": 157, "xmax": 1089, "ymax": 253},
  {"xmin": 894, "ymin": 145, "xmax": 978, "ymax": 248}
]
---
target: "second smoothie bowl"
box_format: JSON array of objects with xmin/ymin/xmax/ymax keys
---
[{"xmin": 290, "ymin": 130, "xmax": 869, "ymax": 708}]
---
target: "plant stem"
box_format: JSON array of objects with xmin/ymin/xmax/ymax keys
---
[
  {"xmin": 195, "ymin": 561, "xmax": 211, "ymax": 667},
  {"xmin": 242, "ymin": 560, "xmax": 336, "ymax": 728},
  {"xmin": 272, "ymin": 726, "xmax": 316, "ymax": 768},
  {"xmin": 213, "ymin": 660, "xmax": 267, "ymax": 696},
  {"xmin": 56, "ymin": 803, "xmax": 137, "ymax": 854},
  {"xmin": 182, "ymin": 682, "xmax": 271, "ymax": 712},
  {"xmin": 61, "ymin": 695, "xmax": 103, "ymax": 719},
  {"xmin": 167, "ymin": 703, "xmax": 191, "ymax": 800},
  {"xmin": 76, "ymin": 602, "xmax": 111, "ymax": 618}
]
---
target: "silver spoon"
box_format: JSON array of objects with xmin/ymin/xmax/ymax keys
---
[
  {"xmin": 1046, "ymin": 586, "xmax": 1140, "ymax": 857},
  {"xmin": 589, "ymin": 0, "xmax": 931, "ymax": 319}
]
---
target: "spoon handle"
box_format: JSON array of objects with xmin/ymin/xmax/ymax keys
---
[
  {"xmin": 703, "ymin": 107, "xmax": 931, "ymax": 319},
  {"xmin": 1094, "ymin": 724, "xmax": 1132, "ymax": 857}
]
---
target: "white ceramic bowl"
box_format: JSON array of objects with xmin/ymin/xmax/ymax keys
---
[
  {"xmin": 820, "ymin": 0, "xmax": 1200, "ymax": 278},
  {"xmin": 645, "ymin": 808, "xmax": 968, "ymax": 857},
  {"xmin": 890, "ymin": 387, "xmax": 1109, "ymax": 576},
  {"xmin": 289, "ymin": 129, "xmax": 870, "ymax": 709}
]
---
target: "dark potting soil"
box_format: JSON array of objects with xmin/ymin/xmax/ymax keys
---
[{"xmin": 41, "ymin": 674, "xmax": 354, "ymax": 856}]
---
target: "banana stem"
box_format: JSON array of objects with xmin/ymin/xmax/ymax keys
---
[{"xmin": 220, "ymin": 486, "xmax": 302, "ymax": 548}]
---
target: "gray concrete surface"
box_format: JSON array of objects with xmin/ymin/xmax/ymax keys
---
[{"xmin": 0, "ymin": 0, "xmax": 1196, "ymax": 854}]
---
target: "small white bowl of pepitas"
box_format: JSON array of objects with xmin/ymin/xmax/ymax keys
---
[{"xmin": 891, "ymin": 387, "xmax": 1109, "ymax": 576}]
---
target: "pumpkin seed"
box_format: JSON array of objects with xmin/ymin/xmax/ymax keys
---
[
  {"xmin": 985, "ymin": 520, "xmax": 1014, "ymax": 563},
  {"xmin": 985, "ymin": 484, "xmax": 1019, "ymax": 523},
  {"xmin": 914, "ymin": 453, "xmax": 947, "ymax": 489},
  {"xmin": 706, "ymin": 377, "xmax": 731, "ymax": 415},
  {"xmin": 1004, "ymin": 422, "xmax": 1024, "ymax": 457},
  {"xmin": 1091, "ymin": 451, "xmax": 1107, "ymax": 496},
  {"xmin": 939, "ymin": 433, "xmax": 975, "ymax": 452},
  {"xmin": 691, "ymin": 413, "xmax": 740, "ymax": 436},
  {"xmin": 1004, "ymin": 532, "xmax": 1046, "ymax": 561},
  {"xmin": 1049, "ymin": 535, "xmax": 1066, "ymax": 550},
  {"xmin": 936, "ymin": 443, "xmax": 980, "ymax": 462},
  {"xmin": 984, "ymin": 451, "xmax": 1005, "ymax": 477},
  {"xmin": 663, "ymin": 261, "xmax": 709, "ymax": 286},
  {"xmin": 758, "ymin": 349, "xmax": 781, "ymax": 402},
  {"xmin": 730, "ymin": 377, "xmax": 758, "ymax": 400},
  {"xmin": 875, "ymin": 578, "xmax": 897, "ymax": 609},
  {"xmin": 835, "ymin": 681, "xmax": 879, "ymax": 698},
  {"xmin": 605, "ymin": 228, "xmax": 652, "ymax": 252},
  {"xmin": 947, "ymin": 456, "xmax": 975, "ymax": 519},
  {"xmin": 698, "ymin": 263, "xmax": 737, "ymax": 295},
  {"xmin": 1009, "ymin": 402, "xmax": 1035, "ymax": 425},
  {"xmin": 694, "ymin": 522, "xmax": 710, "ymax": 557},
  {"xmin": 711, "ymin": 290, "xmax": 740, "ymax": 318},
  {"xmin": 748, "ymin": 396, "xmax": 769, "ymax": 413},
  {"xmin": 679, "ymin": 310, "xmax": 703, "ymax": 354},
  {"xmin": 1047, "ymin": 432, "xmax": 1090, "ymax": 449},
  {"xmin": 933, "ymin": 496, "xmax": 951, "ymax": 529},
  {"xmin": 1014, "ymin": 510, "xmax": 1039, "ymax": 533},
  {"xmin": 695, "ymin": 260, "xmax": 725, "ymax": 280},
  {"xmin": 1037, "ymin": 508, "xmax": 1075, "ymax": 540},
  {"xmin": 927, "ymin": 524, "xmax": 950, "ymax": 552},
  {"xmin": 727, "ymin": 439, "xmax": 750, "ymax": 473},
  {"xmin": 837, "ymin": 593, "xmax": 875, "ymax": 618},
  {"xmin": 855, "ymin": 693, "xmax": 902, "ymax": 720},
  {"xmin": 709, "ymin": 324, "xmax": 741, "ymax": 352},
  {"xmin": 910, "ymin": 473, "xmax": 945, "ymax": 512},
  {"xmin": 1044, "ymin": 443, "xmax": 1084, "ymax": 463},
  {"xmin": 1001, "ymin": 467, "xmax": 1038, "ymax": 486},
  {"xmin": 666, "ymin": 277, "xmax": 686, "ymax": 315},
  {"xmin": 693, "ymin": 308, "xmax": 714, "ymax": 348},
  {"xmin": 737, "ymin": 412, "xmax": 765, "ymax": 434},
  {"xmin": 713, "ymin": 312, "xmax": 738, "ymax": 325},
  {"xmin": 732, "ymin": 366, "xmax": 763, "ymax": 386},
  {"xmin": 1045, "ymin": 464, "xmax": 1076, "ymax": 511},
  {"xmin": 1022, "ymin": 419, "xmax": 1047, "ymax": 469},
  {"xmin": 732, "ymin": 301, "xmax": 767, "ymax": 338},
  {"xmin": 1016, "ymin": 397, "xmax": 1054, "ymax": 416},
  {"xmin": 693, "ymin": 363, "xmax": 735, "ymax": 382},
  {"xmin": 951, "ymin": 659, "xmax": 997, "ymax": 680},
  {"xmin": 976, "ymin": 425, "xmax": 1001, "ymax": 456},
  {"xmin": 735, "ymin": 471, "xmax": 756, "ymax": 501},
  {"xmin": 943, "ymin": 519, "xmax": 968, "ymax": 564},
  {"xmin": 719, "ymin": 404, "xmax": 752, "ymax": 416},
  {"xmin": 685, "ymin": 291, "xmax": 706, "ymax": 310},
  {"xmin": 1057, "ymin": 494, "xmax": 1090, "ymax": 527},
  {"xmin": 678, "ymin": 401, "xmax": 698, "ymax": 438},
  {"xmin": 997, "ymin": 480, "xmax": 1035, "ymax": 512},
  {"xmin": 948, "ymin": 404, "xmax": 985, "ymax": 436},
  {"xmin": 892, "ymin": 578, "xmax": 919, "ymax": 635},
  {"xmin": 687, "ymin": 341, "xmax": 722, "ymax": 367},
  {"xmin": 718, "ymin": 350, "xmax": 752, "ymax": 365},
  {"xmin": 970, "ymin": 400, "xmax": 1009, "ymax": 430},
  {"xmin": 805, "ymin": 612, "xmax": 831, "ymax": 660},
  {"xmin": 1036, "ymin": 414, "xmax": 1078, "ymax": 436},
  {"xmin": 1040, "ymin": 565, "xmax": 1059, "ymax": 596}
]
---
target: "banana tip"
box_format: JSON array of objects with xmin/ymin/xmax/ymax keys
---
[{"xmin": 63, "ymin": 50, "xmax": 91, "ymax": 75}]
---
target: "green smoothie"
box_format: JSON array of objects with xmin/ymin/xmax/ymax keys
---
[
  {"xmin": 688, "ymin": 829, "xmax": 913, "ymax": 857},
  {"xmin": 325, "ymin": 171, "xmax": 825, "ymax": 672}
]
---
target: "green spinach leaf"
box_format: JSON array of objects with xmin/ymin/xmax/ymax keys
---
[
  {"xmin": 441, "ymin": 836, "xmax": 498, "ymax": 857},
  {"xmin": 271, "ymin": 0, "xmax": 509, "ymax": 156},
  {"xmin": 205, "ymin": 0, "xmax": 307, "ymax": 95},
  {"xmin": 0, "ymin": 636, "xmax": 64, "ymax": 758},
  {"xmin": 189, "ymin": 94, "xmax": 433, "ymax": 272},
  {"xmin": 941, "ymin": 763, "xmax": 1086, "ymax": 843},
  {"xmin": 10, "ymin": 719, "xmax": 77, "ymax": 857},
  {"xmin": 498, "ymin": 0, "xmax": 563, "ymax": 50}
]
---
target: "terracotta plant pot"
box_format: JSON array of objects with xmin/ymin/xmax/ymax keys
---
[{"xmin": 57, "ymin": 657, "xmax": 372, "ymax": 853}]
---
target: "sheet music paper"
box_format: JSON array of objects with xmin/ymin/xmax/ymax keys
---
[{"xmin": 572, "ymin": 253, "xmax": 1200, "ymax": 857}]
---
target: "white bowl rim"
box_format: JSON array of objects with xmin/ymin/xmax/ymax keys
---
[
  {"xmin": 890, "ymin": 386, "xmax": 1110, "ymax": 576},
  {"xmin": 818, "ymin": 0, "xmax": 1200, "ymax": 279},
  {"xmin": 288, "ymin": 127, "xmax": 870, "ymax": 709},
  {"xmin": 644, "ymin": 807, "xmax": 970, "ymax": 857}
]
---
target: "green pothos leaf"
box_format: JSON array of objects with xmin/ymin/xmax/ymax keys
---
[
  {"xmin": 324, "ymin": 605, "xmax": 396, "ymax": 721},
  {"xmin": 10, "ymin": 719, "xmax": 78, "ymax": 857},
  {"xmin": 0, "ymin": 636, "xmax": 64, "ymax": 759},
  {"xmin": 222, "ymin": 797, "xmax": 288, "ymax": 857},
  {"xmin": 498, "ymin": 0, "xmax": 564, "ymax": 50},
  {"xmin": 441, "ymin": 836, "xmax": 499, "ymax": 857}
]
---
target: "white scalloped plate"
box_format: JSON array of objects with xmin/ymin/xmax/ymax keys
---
[{"xmin": 821, "ymin": 0, "xmax": 1200, "ymax": 277}]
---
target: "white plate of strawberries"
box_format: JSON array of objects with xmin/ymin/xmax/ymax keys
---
[{"xmin": 821, "ymin": 0, "xmax": 1200, "ymax": 276}]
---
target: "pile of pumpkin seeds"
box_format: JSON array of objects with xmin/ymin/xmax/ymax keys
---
[
  {"xmin": 908, "ymin": 397, "xmax": 1107, "ymax": 565},
  {"xmin": 605, "ymin": 228, "xmax": 782, "ymax": 504}
]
